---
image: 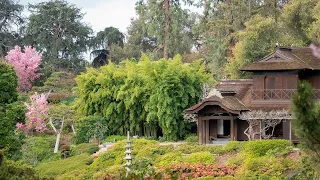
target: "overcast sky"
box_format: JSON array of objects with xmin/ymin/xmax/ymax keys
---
[
  {"xmin": 19, "ymin": 0, "xmax": 137, "ymax": 34},
  {"xmin": 19, "ymin": 0, "xmax": 202, "ymax": 35}
]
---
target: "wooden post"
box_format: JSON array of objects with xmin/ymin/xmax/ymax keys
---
[
  {"xmin": 198, "ymin": 118, "xmax": 202, "ymax": 145},
  {"xmin": 206, "ymin": 120, "xmax": 209, "ymax": 144},
  {"xmin": 230, "ymin": 118, "xmax": 234, "ymax": 141},
  {"xmin": 234, "ymin": 117, "xmax": 237, "ymax": 141},
  {"xmin": 289, "ymin": 120, "xmax": 292, "ymax": 141}
]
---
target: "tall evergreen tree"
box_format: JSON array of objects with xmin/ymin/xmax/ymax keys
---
[
  {"xmin": 26, "ymin": 0, "xmax": 92, "ymax": 72},
  {"xmin": 293, "ymin": 81, "xmax": 320, "ymax": 175}
]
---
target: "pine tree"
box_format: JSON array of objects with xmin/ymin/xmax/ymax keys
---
[{"xmin": 292, "ymin": 80, "xmax": 320, "ymax": 175}]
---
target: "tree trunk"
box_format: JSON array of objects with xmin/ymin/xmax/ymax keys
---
[
  {"xmin": 163, "ymin": 0, "xmax": 170, "ymax": 59},
  {"xmin": 71, "ymin": 124, "xmax": 76, "ymax": 135},
  {"xmin": 54, "ymin": 132, "xmax": 61, "ymax": 153}
]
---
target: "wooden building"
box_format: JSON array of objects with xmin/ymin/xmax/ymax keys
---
[{"xmin": 185, "ymin": 46, "xmax": 320, "ymax": 144}]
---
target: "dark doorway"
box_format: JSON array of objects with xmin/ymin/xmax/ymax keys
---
[{"xmin": 223, "ymin": 120, "xmax": 230, "ymax": 136}]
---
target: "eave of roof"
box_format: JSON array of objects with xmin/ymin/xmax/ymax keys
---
[
  {"xmin": 241, "ymin": 47, "xmax": 320, "ymax": 71},
  {"xmin": 185, "ymin": 96, "xmax": 249, "ymax": 115}
]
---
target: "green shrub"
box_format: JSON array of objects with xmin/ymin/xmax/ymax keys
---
[
  {"xmin": 181, "ymin": 151, "xmax": 215, "ymax": 164},
  {"xmin": 56, "ymin": 169, "xmax": 92, "ymax": 180},
  {"xmin": 265, "ymin": 146, "xmax": 292, "ymax": 157},
  {"xmin": 226, "ymin": 154, "xmax": 246, "ymax": 166},
  {"xmin": 185, "ymin": 134, "xmax": 198, "ymax": 144},
  {"xmin": 152, "ymin": 145, "xmax": 174, "ymax": 155},
  {"xmin": 89, "ymin": 151, "xmax": 115, "ymax": 171},
  {"xmin": 154, "ymin": 151, "xmax": 183, "ymax": 166},
  {"xmin": 243, "ymin": 139, "xmax": 293, "ymax": 157},
  {"xmin": 224, "ymin": 141, "xmax": 246, "ymax": 153},
  {"xmin": 21, "ymin": 135, "xmax": 58, "ymax": 166},
  {"xmin": 0, "ymin": 150, "xmax": 42, "ymax": 180},
  {"xmin": 240, "ymin": 156, "xmax": 301, "ymax": 178},
  {"xmin": 36, "ymin": 153, "xmax": 93, "ymax": 178},
  {"xmin": 103, "ymin": 135, "xmax": 126, "ymax": 143},
  {"xmin": 158, "ymin": 136, "xmax": 167, "ymax": 142},
  {"xmin": 175, "ymin": 144, "xmax": 225, "ymax": 155},
  {"xmin": 70, "ymin": 143, "xmax": 99, "ymax": 156},
  {"xmin": 131, "ymin": 157, "xmax": 155, "ymax": 177}
]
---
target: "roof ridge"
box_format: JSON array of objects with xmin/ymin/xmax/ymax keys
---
[{"xmin": 291, "ymin": 52, "xmax": 314, "ymax": 70}]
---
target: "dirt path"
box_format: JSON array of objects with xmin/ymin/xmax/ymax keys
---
[{"xmin": 91, "ymin": 143, "xmax": 115, "ymax": 158}]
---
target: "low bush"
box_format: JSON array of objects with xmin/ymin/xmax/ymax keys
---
[
  {"xmin": 239, "ymin": 156, "xmax": 301, "ymax": 178},
  {"xmin": 36, "ymin": 153, "xmax": 93, "ymax": 178},
  {"xmin": 70, "ymin": 143, "xmax": 99, "ymax": 156},
  {"xmin": 224, "ymin": 141, "xmax": 246, "ymax": 153},
  {"xmin": 21, "ymin": 135, "xmax": 58, "ymax": 166},
  {"xmin": 226, "ymin": 154, "xmax": 245, "ymax": 166},
  {"xmin": 265, "ymin": 146, "xmax": 292, "ymax": 157},
  {"xmin": 175, "ymin": 144, "xmax": 225, "ymax": 155},
  {"xmin": 89, "ymin": 151, "xmax": 115, "ymax": 171},
  {"xmin": 181, "ymin": 151, "xmax": 216, "ymax": 164},
  {"xmin": 185, "ymin": 134, "xmax": 198, "ymax": 144},
  {"xmin": 100, "ymin": 165, "xmax": 126, "ymax": 178},
  {"xmin": 0, "ymin": 150, "xmax": 42, "ymax": 180},
  {"xmin": 243, "ymin": 139, "xmax": 293, "ymax": 157},
  {"xmin": 154, "ymin": 151, "xmax": 183, "ymax": 166},
  {"xmin": 152, "ymin": 145, "xmax": 174, "ymax": 155},
  {"xmin": 153, "ymin": 163, "xmax": 238, "ymax": 179}
]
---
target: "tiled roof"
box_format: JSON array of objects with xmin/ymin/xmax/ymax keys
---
[
  {"xmin": 241, "ymin": 47, "xmax": 320, "ymax": 71},
  {"xmin": 185, "ymin": 96, "xmax": 249, "ymax": 114}
]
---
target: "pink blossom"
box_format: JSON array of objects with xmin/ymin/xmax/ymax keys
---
[
  {"xmin": 5, "ymin": 45, "xmax": 42, "ymax": 91},
  {"xmin": 17, "ymin": 92, "xmax": 49, "ymax": 132}
]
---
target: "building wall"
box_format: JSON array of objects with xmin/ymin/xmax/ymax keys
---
[{"xmin": 237, "ymin": 119, "xmax": 249, "ymax": 140}]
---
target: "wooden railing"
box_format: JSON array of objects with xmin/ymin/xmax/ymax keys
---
[{"xmin": 252, "ymin": 89, "xmax": 320, "ymax": 100}]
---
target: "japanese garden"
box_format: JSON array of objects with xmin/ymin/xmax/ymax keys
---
[{"xmin": 1, "ymin": 0, "xmax": 320, "ymax": 179}]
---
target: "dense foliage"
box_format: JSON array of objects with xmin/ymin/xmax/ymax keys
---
[
  {"xmin": 0, "ymin": 62, "xmax": 25, "ymax": 159},
  {"xmin": 20, "ymin": 136, "xmax": 58, "ymax": 166},
  {"xmin": 293, "ymin": 80, "xmax": 320, "ymax": 175},
  {"xmin": 32, "ymin": 139, "xmax": 306, "ymax": 179},
  {"xmin": 75, "ymin": 55, "xmax": 210, "ymax": 141},
  {"xmin": 0, "ymin": 150, "xmax": 42, "ymax": 180},
  {"xmin": 26, "ymin": 0, "xmax": 92, "ymax": 73}
]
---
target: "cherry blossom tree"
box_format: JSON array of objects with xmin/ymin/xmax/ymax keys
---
[
  {"xmin": 17, "ymin": 92, "xmax": 49, "ymax": 132},
  {"xmin": 5, "ymin": 45, "xmax": 42, "ymax": 91}
]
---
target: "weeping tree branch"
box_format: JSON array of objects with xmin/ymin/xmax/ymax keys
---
[{"xmin": 239, "ymin": 109, "xmax": 292, "ymax": 140}]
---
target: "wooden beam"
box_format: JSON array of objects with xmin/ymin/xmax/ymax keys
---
[
  {"xmin": 206, "ymin": 120, "xmax": 209, "ymax": 144},
  {"xmin": 230, "ymin": 118, "xmax": 234, "ymax": 141},
  {"xmin": 289, "ymin": 120, "xmax": 292, "ymax": 141},
  {"xmin": 198, "ymin": 118, "xmax": 202, "ymax": 145},
  {"xmin": 234, "ymin": 118, "xmax": 238, "ymax": 141},
  {"xmin": 202, "ymin": 116, "xmax": 233, "ymax": 120}
]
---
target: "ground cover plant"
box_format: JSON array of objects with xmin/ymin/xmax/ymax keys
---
[{"xmin": 30, "ymin": 138, "xmax": 308, "ymax": 179}]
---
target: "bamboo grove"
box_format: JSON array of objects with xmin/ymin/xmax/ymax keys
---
[{"xmin": 75, "ymin": 54, "xmax": 211, "ymax": 141}]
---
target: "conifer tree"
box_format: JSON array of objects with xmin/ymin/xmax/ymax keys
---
[{"xmin": 293, "ymin": 81, "xmax": 320, "ymax": 175}]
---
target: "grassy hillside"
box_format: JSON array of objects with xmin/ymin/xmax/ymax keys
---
[{"xmin": 33, "ymin": 139, "xmax": 310, "ymax": 179}]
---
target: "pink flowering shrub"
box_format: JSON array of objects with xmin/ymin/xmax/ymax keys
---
[
  {"xmin": 5, "ymin": 45, "xmax": 42, "ymax": 91},
  {"xmin": 17, "ymin": 93, "xmax": 49, "ymax": 132}
]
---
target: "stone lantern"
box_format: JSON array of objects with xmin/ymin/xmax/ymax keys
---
[{"xmin": 124, "ymin": 131, "xmax": 132, "ymax": 177}]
